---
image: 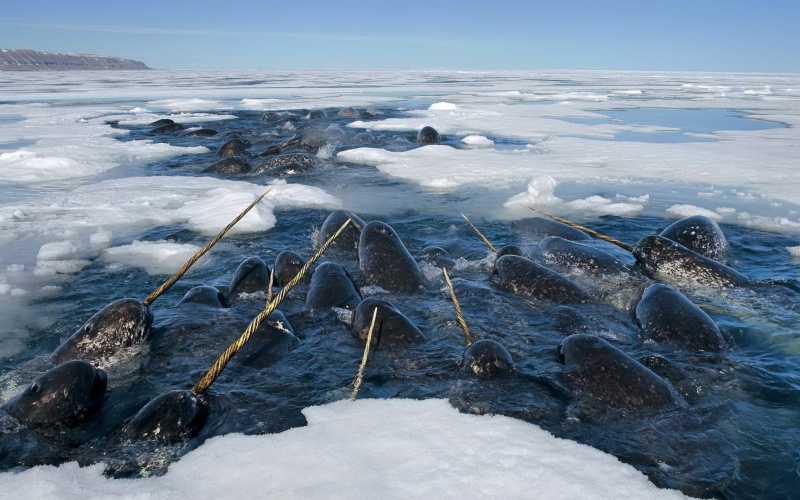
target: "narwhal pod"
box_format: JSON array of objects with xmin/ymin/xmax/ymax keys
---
[
  {"xmin": 2, "ymin": 360, "xmax": 107, "ymax": 427},
  {"xmin": 306, "ymin": 262, "xmax": 362, "ymax": 310},
  {"xmin": 633, "ymin": 235, "xmax": 748, "ymax": 288},
  {"xmin": 351, "ymin": 297, "xmax": 426, "ymax": 347},
  {"xmin": 660, "ymin": 215, "xmax": 728, "ymax": 262},
  {"xmin": 459, "ymin": 339, "xmax": 514, "ymax": 380},
  {"xmin": 51, "ymin": 298, "xmax": 154, "ymax": 367},
  {"xmin": 358, "ymin": 221, "xmax": 426, "ymax": 293},
  {"xmin": 120, "ymin": 390, "xmax": 208, "ymax": 443},
  {"xmin": 318, "ymin": 210, "xmax": 366, "ymax": 257},
  {"xmin": 556, "ymin": 334, "xmax": 678, "ymax": 410},
  {"xmin": 635, "ymin": 283, "xmax": 726, "ymax": 353},
  {"xmin": 491, "ymin": 255, "xmax": 595, "ymax": 304},
  {"xmin": 226, "ymin": 256, "xmax": 271, "ymax": 303}
]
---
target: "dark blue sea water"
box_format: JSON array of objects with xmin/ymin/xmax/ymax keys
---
[{"xmin": 1, "ymin": 105, "xmax": 799, "ymax": 498}]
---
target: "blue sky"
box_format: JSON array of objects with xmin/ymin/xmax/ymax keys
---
[{"xmin": 1, "ymin": 0, "xmax": 798, "ymax": 72}]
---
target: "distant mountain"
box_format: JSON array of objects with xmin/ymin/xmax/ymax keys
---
[{"xmin": 0, "ymin": 49, "xmax": 149, "ymax": 71}]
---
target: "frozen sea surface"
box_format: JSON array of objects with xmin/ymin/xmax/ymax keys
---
[{"xmin": 0, "ymin": 70, "xmax": 799, "ymax": 499}]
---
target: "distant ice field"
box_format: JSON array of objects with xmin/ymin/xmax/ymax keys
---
[{"xmin": 0, "ymin": 70, "xmax": 798, "ymax": 499}]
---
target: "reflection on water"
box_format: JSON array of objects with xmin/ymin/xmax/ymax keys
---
[{"xmin": 558, "ymin": 107, "xmax": 786, "ymax": 143}]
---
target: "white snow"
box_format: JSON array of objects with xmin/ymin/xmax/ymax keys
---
[
  {"xmin": 102, "ymin": 240, "xmax": 207, "ymax": 276},
  {"xmin": 666, "ymin": 204, "xmax": 723, "ymax": 220},
  {"xmin": 0, "ymin": 399, "xmax": 686, "ymax": 500},
  {"xmin": 504, "ymin": 176, "xmax": 562, "ymax": 207},
  {"xmin": 429, "ymin": 101, "xmax": 458, "ymax": 110},
  {"xmin": 461, "ymin": 134, "xmax": 494, "ymax": 146},
  {"xmin": 566, "ymin": 196, "xmax": 645, "ymax": 217}
]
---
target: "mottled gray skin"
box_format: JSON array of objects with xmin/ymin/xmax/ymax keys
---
[
  {"xmin": 217, "ymin": 138, "xmax": 249, "ymax": 157},
  {"xmin": 491, "ymin": 255, "xmax": 595, "ymax": 304},
  {"xmin": 273, "ymin": 250, "xmax": 308, "ymax": 287},
  {"xmin": 513, "ymin": 217, "xmax": 591, "ymax": 242},
  {"xmin": 306, "ymin": 262, "xmax": 362, "ymax": 310},
  {"xmin": 352, "ymin": 297, "xmax": 426, "ymax": 347},
  {"xmin": 359, "ymin": 221, "xmax": 426, "ymax": 293},
  {"xmin": 556, "ymin": 334, "xmax": 677, "ymax": 410},
  {"xmin": 202, "ymin": 156, "xmax": 250, "ymax": 174},
  {"xmin": 177, "ymin": 285, "xmax": 228, "ymax": 308},
  {"xmin": 319, "ymin": 210, "xmax": 366, "ymax": 257},
  {"xmin": 2, "ymin": 360, "xmax": 107, "ymax": 427},
  {"xmin": 150, "ymin": 122, "xmax": 184, "ymax": 134},
  {"xmin": 460, "ymin": 339, "xmax": 514, "ymax": 380},
  {"xmin": 308, "ymin": 110, "xmax": 327, "ymax": 120},
  {"xmin": 261, "ymin": 112, "xmax": 281, "ymax": 122},
  {"xmin": 149, "ymin": 118, "xmax": 174, "ymax": 127},
  {"xmin": 227, "ymin": 257, "xmax": 270, "ymax": 302},
  {"xmin": 51, "ymin": 298, "xmax": 153, "ymax": 367},
  {"xmin": 634, "ymin": 235, "xmax": 748, "ymax": 288},
  {"xmin": 660, "ymin": 215, "xmax": 728, "ymax": 262},
  {"xmin": 635, "ymin": 284, "xmax": 726, "ymax": 352},
  {"xmin": 250, "ymin": 153, "xmax": 321, "ymax": 176},
  {"xmin": 120, "ymin": 390, "xmax": 208, "ymax": 443},
  {"xmin": 337, "ymin": 107, "xmax": 361, "ymax": 118},
  {"xmin": 540, "ymin": 236, "xmax": 639, "ymax": 280},
  {"xmin": 416, "ymin": 126, "xmax": 440, "ymax": 144}
]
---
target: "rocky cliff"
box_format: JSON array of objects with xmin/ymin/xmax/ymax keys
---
[{"xmin": 0, "ymin": 49, "xmax": 149, "ymax": 71}]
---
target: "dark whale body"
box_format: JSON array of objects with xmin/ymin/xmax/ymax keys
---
[
  {"xmin": 351, "ymin": 297, "xmax": 426, "ymax": 347},
  {"xmin": 227, "ymin": 257, "xmax": 271, "ymax": 302},
  {"xmin": 2, "ymin": 360, "xmax": 107, "ymax": 427},
  {"xmin": 660, "ymin": 215, "xmax": 728, "ymax": 262},
  {"xmin": 634, "ymin": 235, "xmax": 748, "ymax": 288},
  {"xmin": 203, "ymin": 156, "xmax": 250, "ymax": 174},
  {"xmin": 178, "ymin": 285, "xmax": 228, "ymax": 308},
  {"xmin": 635, "ymin": 283, "xmax": 726, "ymax": 352},
  {"xmin": 51, "ymin": 298, "xmax": 153, "ymax": 367},
  {"xmin": 251, "ymin": 153, "xmax": 321, "ymax": 176},
  {"xmin": 217, "ymin": 138, "xmax": 249, "ymax": 157},
  {"xmin": 460, "ymin": 339, "xmax": 514, "ymax": 380},
  {"xmin": 306, "ymin": 262, "xmax": 362, "ymax": 310},
  {"xmin": 319, "ymin": 210, "xmax": 366, "ymax": 257},
  {"xmin": 121, "ymin": 390, "xmax": 208, "ymax": 443},
  {"xmin": 359, "ymin": 221, "xmax": 425, "ymax": 293},
  {"xmin": 273, "ymin": 250, "xmax": 308, "ymax": 287},
  {"xmin": 557, "ymin": 334, "xmax": 677, "ymax": 410},
  {"xmin": 514, "ymin": 217, "xmax": 591, "ymax": 242},
  {"xmin": 491, "ymin": 255, "xmax": 595, "ymax": 304},
  {"xmin": 416, "ymin": 126, "xmax": 440, "ymax": 144}
]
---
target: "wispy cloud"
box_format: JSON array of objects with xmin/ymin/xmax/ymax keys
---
[{"xmin": 4, "ymin": 23, "xmax": 461, "ymax": 47}]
